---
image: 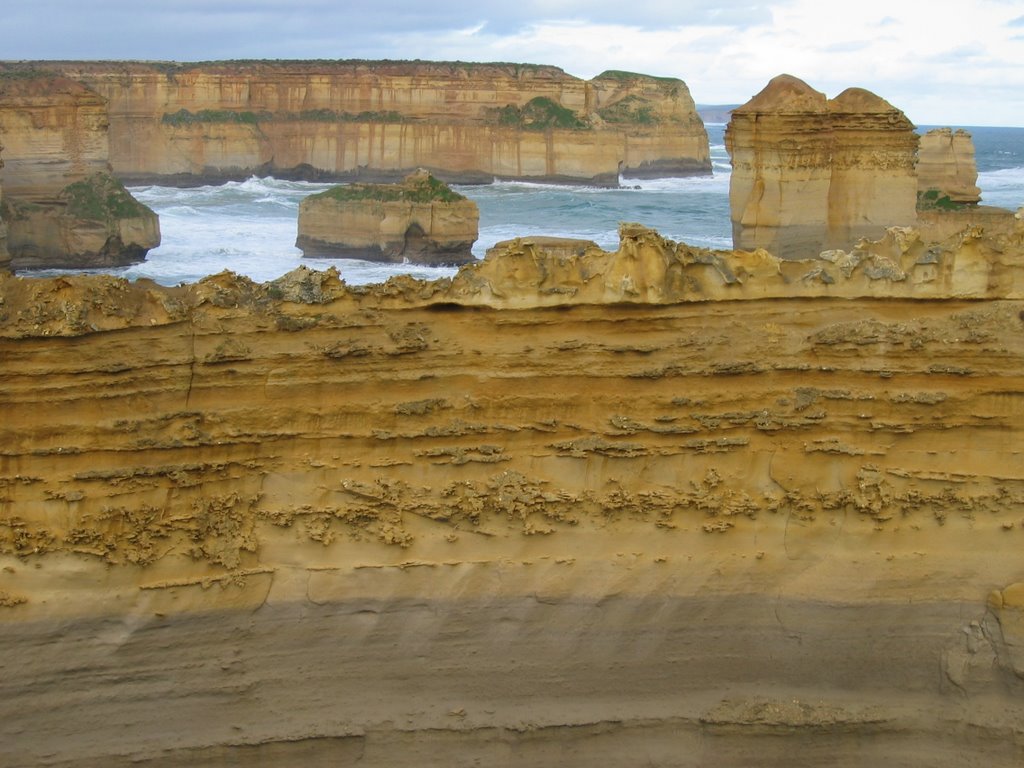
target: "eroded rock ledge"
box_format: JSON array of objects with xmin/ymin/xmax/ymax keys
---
[{"xmin": 1, "ymin": 221, "xmax": 1023, "ymax": 765}]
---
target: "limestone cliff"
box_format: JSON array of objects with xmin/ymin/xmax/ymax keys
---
[
  {"xmin": 1, "ymin": 221, "xmax": 1023, "ymax": 766},
  {"xmin": 296, "ymin": 170, "xmax": 479, "ymax": 264},
  {"xmin": 918, "ymin": 127, "xmax": 982, "ymax": 205},
  {"xmin": 19, "ymin": 60, "xmax": 711, "ymax": 186},
  {"xmin": 725, "ymin": 75, "xmax": 918, "ymax": 259},
  {"xmin": 0, "ymin": 146, "xmax": 9, "ymax": 271},
  {"xmin": 0, "ymin": 72, "xmax": 160, "ymax": 269}
]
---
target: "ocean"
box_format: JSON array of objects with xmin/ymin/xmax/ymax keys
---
[{"xmin": 24, "ymin": 125, "xmax": 1024, "ymax": 286}]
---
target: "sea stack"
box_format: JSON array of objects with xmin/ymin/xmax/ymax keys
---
[
  {"xmin": 725, "ymin": 75, "xmax": 918, "ymax": 258},
  {"xmin": 917, "ymin": 127, "xmax": 982, "ymax": 205},
  {"xmin": 296, "ymin": 170, "xmax": 479, "ymax": 265},
  {"xmin": 826, "ymin": 87, "xmax": 918, "ymax": 249},
  {"xmin": 0, "ymin": 72, "xmax": 160, "ymax": 269},
  {"xmin": 724, "ymin": 75, "xmax": 833, "ymax": 258}
]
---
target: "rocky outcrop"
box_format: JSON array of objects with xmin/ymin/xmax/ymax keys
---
[
  {"xmin": 0, "ymin": 72, "xmax": 160, "ymax": 269},
  {"xmin": 0, "ymin": 146, "xmax": 9, "ymax": 272},
  {"xmin": 296, "ymin": 170, "xmax": 479, "ymax": 264},
  {"xmin": 16, "ymin": 60, "xmax": 711, "ymax": 186},
  {"xmin": 917, "ymin": 128, "xmax": 982, "ymax": 205},
  {"xmin": 452, "ymin": 221, "xmax": 1024, "ymax": 306},
  {"xmin": 1, "ymin": 224, "xmax": 1023, "ymax": 765},
  {"xmin": 725, "ymin": 75, "xmax": 918, "ymax": 259}
]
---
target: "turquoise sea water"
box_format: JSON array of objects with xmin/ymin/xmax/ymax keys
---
[{"xmin": 23, "ymin": 125, "xmax": 1024, "ymax": 286}]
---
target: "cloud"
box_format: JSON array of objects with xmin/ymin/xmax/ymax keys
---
[
  {"xmin": 7, "ymin": 0, "xmax": 778, "ymax": 57},
  {"xmin": 4, "ymin": 0, "xmax": 1024, "ymax": 125}
]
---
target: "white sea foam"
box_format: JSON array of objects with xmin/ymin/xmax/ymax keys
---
[
  {"xmin": 19, "ymin": 126, "xmax": 1023, "ymax": 286},
  {"xmin": 978, "ymin": 166, "xmax": 1024, "ymax": 209}
]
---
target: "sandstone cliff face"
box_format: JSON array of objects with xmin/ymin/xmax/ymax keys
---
[
  {"xmin": 826, "ymin": 88, "xmax": 919, "ymax": 249},
  {"xmin": 1, "ymin": 223, "xmax": 1023, "ymax": 766},
  {"xmin": 31, "ymin": 61, "xmax": 711, "ymax": 186},
  {"xmin": 296, "ymin": 170, "xmax": 479, "ymax": 264},
  {"xmin": 917, "ymin": 127, "xmax": 982, "ymax": 205},
  {"xmin": 725, "ymin": 75, "xmax": 918, "ymax": 259},
  {"xmin": 0, "ymin": 73, "xmax": 160, "ymax": 269},
  {"xmin": 0, "ymin": 147, "xmax": 9, "ymax": 271}
]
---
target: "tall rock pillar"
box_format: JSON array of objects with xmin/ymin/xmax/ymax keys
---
[
  {"xmin": 826, "ymin": 88, "xmax": 918, "ymax": 250},
  {"xmin": 917, "ymin": 127, "xmax": 981, "ymax": 205},
  {"xmin": 724, "ymin": 75, "xmax": 832, "ymax": 258},
  {"xmin": 725, "ymin": 75, "xmax": 919, "ymax": 259}
]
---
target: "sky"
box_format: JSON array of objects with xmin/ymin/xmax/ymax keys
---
[{"xmin": 7, "ymin": 0, "xmax": 1024, "ymax": 126}]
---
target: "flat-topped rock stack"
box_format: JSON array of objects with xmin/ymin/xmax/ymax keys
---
[
  {"xmin": 0, "ymin": 72, "xmax": 160, "ymax": 269},
  {"xmin": 725, "ymin": 75, "xmax": 918, "ymax": 259},
  {"xmin": 296, "ymin": 170, "xmax": 479, "ymax": 265}
]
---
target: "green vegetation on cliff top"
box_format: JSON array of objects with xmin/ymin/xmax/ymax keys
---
[
  {"xmin": 494, "ymin": 97, "xmax": 589, "ymax": 131},
  {"xmin": 311, "ymin": 173, "xmax": 466, "ymax": 205},
  {"xmin": 597, "ymin": 95, "xmax": 661, "ymax": 125},
  {"xmin": 596, "ymin": 70, "xmax": 681, "ymax": 84},
  {"xmin": 62, "ymin": 174, "xmax": 153, "ymax": 221}
]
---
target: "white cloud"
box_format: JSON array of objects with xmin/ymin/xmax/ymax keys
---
[{"xmin": 4, "ymin": 0, "xmax": 1024, "ymax": 125}]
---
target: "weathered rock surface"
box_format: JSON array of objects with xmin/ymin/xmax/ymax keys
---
[
  {"xmin": 0, "ymin": 146, "xmax": 9, "ymax": 272},
  {"xmin": 15, "ymin": 60, "xmax": 711, "ymax": 186},
  {"xmin": 725, "ymin": 75, "xmax": 918, "ymax": 259},
  {"xmin": 1, "ymin": 222, "xmax": 1023, "ymax": 766},
  {"xmin": 296, "ymin": 170, "xmax": 479, "ymax": 264},
  {"xmin": 0, "ymin": 72, "xmax": 160, "ymax": 269},
  {"xmin": 452, "ymin": 220, "xmax": 1024, "ymax": 307},
  {"xmin": 917, "ymin": 127, "xmax": 982, "ymax": 205}
]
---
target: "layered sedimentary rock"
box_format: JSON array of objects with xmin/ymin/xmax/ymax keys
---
[
  {"xmin": 1, "ymin": 221, "xmax": 1023, "ymax": 766},
  {"xmin": 917, "ymin": 128, "xmax": 982, "ymax": 205},
  {"xmin": 0, "ymin": 73, "xmax": 160, "ymax": 269},
  {"xmin": 16, "ymin": 60, "xmax": 711, "ymax": 186},
  {"xmin": 0, "ymin": 147, "xmax": 9, "ymax": 271},
  {"xmin": 296, "ymin": 170, "xmax": 479, "ymax": 264},
  {"xmin": 826, "ymin": 88, "xmax": 919, "ymax": 249},
  {"xmin": 725, "ymin": 75, "xmax": 918, "ymax": 258}
]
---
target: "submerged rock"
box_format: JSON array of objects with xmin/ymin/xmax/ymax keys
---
[{"xmin": 295, "ymin": 169, "xmax": 479, "ymax": 265}]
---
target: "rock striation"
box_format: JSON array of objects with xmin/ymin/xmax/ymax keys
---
[
  {"xmin": 15, "ymin": 60, "xmax": 711, "ymax": 186},
  {"xmin": 725, "ymin": 75, "xmax": 918, "ymax": 259},
  {"xmin": 0, "ymin": 72, "xmax": 160, "ymax": 269},
  {"xmin": 1, "ymin": 219, "xmax": 1023, "ymax": 765},
  {"xmin": 0, "ymin": 146, "xmax": 9, "ymax": 272},
  {"xmin": 296, "ymin": 170, "xmax": 479, "ymax": 264},
  {"xmin": 917, "ymin": 127, "xmax": 982, "ymax": 205}
]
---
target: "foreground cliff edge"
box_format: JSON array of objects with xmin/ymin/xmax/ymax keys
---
[{"xmin": 1, "ymin": 220, "xmax": 1024, "ymax": 766}]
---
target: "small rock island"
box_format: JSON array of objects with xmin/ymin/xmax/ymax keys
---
[{"xmin": 295, "ymin": 170, "xmax": 479, "ymax": 265}]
